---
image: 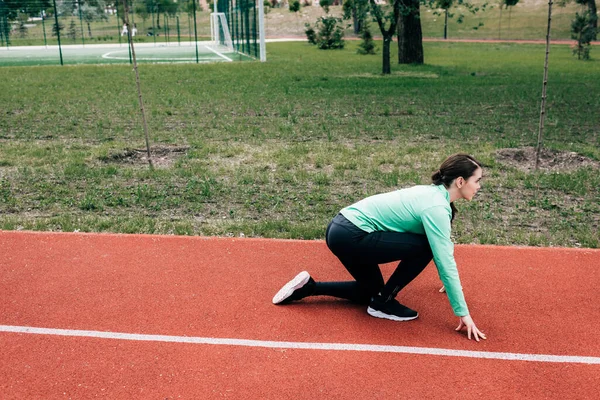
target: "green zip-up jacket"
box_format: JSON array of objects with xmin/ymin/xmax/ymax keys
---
[{"xmin": 340, "ymin": 184, "xmax": 469, "ymax": 317}]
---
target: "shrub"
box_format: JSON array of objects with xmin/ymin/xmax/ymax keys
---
[
  {"xmin": 306, "ymin": 16, "xmax": 345, "ymax": 49},
  {"xmin": 289, "ymin": 0, "xmax": 301, "ymax": 12},
  {"xmin": 305, "ymin": 23, "xmax": 317, "ymax": 45},
  {"xmin": 571, "ymin": 11, "xmax": 595, "ymax": 60},
  {"xmin": 357, "ymin": 25, "xmax": 376, "ymax": 54}
]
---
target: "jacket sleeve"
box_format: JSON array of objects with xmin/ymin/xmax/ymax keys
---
[{"xmin": 421, "ymin": 205, "xmax": 469, "ymax": 317}]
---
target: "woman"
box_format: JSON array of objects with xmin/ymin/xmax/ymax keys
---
[{"xmin": 272, "ymin": 153, "xmax": 486, "ymax": 341}]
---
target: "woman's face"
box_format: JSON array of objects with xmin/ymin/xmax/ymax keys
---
[{"xmin": 458, "ymin": 167, "xmax": 483, "ymax": 201}]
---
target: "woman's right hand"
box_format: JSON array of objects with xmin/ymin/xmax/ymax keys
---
[{"xmin": 455, "ymin": 315, "xmax": 487, "ymax": 342}]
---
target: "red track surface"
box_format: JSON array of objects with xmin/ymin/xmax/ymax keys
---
[{"xmin": 1, "ymin": 231, "xmax": 599, "ymax": 399}]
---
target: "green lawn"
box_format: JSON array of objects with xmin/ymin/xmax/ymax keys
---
[{"xmin": 0, "ymin": 41, "xmax": 598, "ymax": 247}]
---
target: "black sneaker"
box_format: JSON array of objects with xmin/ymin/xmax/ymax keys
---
[
  {"xmin": 272, "ymin": 271, "xmax": 315, "ymax": 305},
  {"xmin": 367, "ymin": 297, "xmax": 418, "ymax": 321}
]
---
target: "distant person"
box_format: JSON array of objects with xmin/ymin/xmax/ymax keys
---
[
  {"xmin": 121, "ymin": 23, "xmax": 128, "ymax": 37},
  {"xmin": 132, "ymin": 24, "xmax": 137, "ymax": 37},
  {"xmin": 273, "ymin": 153, "xmax": 487, "ymax": 342}
]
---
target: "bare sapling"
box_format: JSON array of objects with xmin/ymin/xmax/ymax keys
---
[
  {"xmin": 536, "ymin": 0, "xmax": 553, "ymax": 171},
  {"xmin": 122, "ymin": 0, "xmax": 153, "ymax": 168}
]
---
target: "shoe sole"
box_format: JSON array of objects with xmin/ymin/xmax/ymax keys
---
[
  {"xmin": 367, "ymin": 307, "xmax": 418, "ymax": 322},
  {"xmin": 272, "ymin": 271, "xmax": 311, "ymax": 304}
]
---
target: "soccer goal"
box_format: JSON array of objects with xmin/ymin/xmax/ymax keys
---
[
  {"xmin": 210, "ymin": 13, "xmax": 235, "ymax": 53},
  {"xmin": 211, "ymin": 0, "xmax": 266, "ymax": 62}
]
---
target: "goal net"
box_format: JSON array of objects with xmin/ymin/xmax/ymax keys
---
[{"xmin": 211, "ymin": 0, "xmax": 266, "ymax": 61}]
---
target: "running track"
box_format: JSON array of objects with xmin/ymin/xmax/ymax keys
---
[{"xmin": 1, "ymin": 231, "xmax": 599, "ymax": 399}]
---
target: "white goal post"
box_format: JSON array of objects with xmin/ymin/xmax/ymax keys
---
[{"xmin": 210, "ymin": 12, "xmax": 234, "ymax": 53}]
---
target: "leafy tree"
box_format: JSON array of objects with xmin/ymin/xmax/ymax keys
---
[
  {"xmin": 289, "ymin": 0, "xmax": 300, "ymax": 12},
  {"xmin": 369, "ymin": 0, "xmax": 401, "ymax": 72},
  {"xmin": 342, "ymin": 0, "xmax": 369, "ymax": 34},
  {"xmin": 571, "ymin": 11, "xmax": 595, "ymax": 59},
  {"xmin": 52, "ymin": 20, "xmax": 64, "ymax": 37},
  {"xmin": 81, "ymin": 0, "xmax": 108, "ymax": 38},
  {"xmin": 558, "ymin": 0, "xmax": 598, "ymax": 41},
  {"xmin": 437, "ymin": 0, "xmax": 453, "ymax": 39},
  {"xmin": 575, "ymin": 0, "xmax": 597, "ymax": 40},
  {"xmin": 305, "ymin": 15, "xmax": 345, "ymax": 49},
  {"xmin": 357, "ymin": 24, "xmax": 376, "ymax": 54},
  {"xmin": 396, "ymin": 0, "xmax": 486, "ymax": 65},
  {"xmin": 502, "ymin": 0, "xmax": 519, "ymax": 39},
  {"xmin": 67, "ymin": 19, "xmax": 78, "ymax": 41},
  {"xmin": 305, "ymin": 0, "xmax": 345, "ymax": 50}
]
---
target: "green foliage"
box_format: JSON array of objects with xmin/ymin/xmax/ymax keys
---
[
  {"xmin": 305, "ymin": 15, "xmax": 345, "ymax": 50},
  {"xmin": 571, "ymin": 11, "xmax": 595, "ymax": 60},
  {"xmin": 319, "ymin": 0, "xmax": 332, "ymax": 13},
  {"xmin": 304, "ymin": 23, "xmax": 317, "ymax": 44},
  {"xmin": 67, "ymin": 19, "xmax": 78, "ymax": 41},
  {"xmin": 357, "ymin": 25, "xmax": 376, "ymax": 55},
  {"xmin": 289, "ymin": 0, "xmax": 301, "ymax": 12},
  {"xmin": 52, "ymin": 21, "xmax": 64, "ymax": 37}
]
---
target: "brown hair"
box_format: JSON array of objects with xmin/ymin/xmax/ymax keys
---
[{"xmin": 431, "ymin": 153, "xmax": 482, "ymax": 221}]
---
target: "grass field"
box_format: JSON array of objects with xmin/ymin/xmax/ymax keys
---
[{"xmin": 0, "ymin": 40, "xmax": 599, "ymax": 247}]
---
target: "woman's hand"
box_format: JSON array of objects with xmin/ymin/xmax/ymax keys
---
[{"xmin": 456, "ymin": 315, "xmax": 487, "ymax": 341}]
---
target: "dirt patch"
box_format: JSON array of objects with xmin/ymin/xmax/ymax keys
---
[
  {"xmin": 496, "ymin": 147, "xmax": 599, "ymax": 172},
  {"xmin": 101, "ymin": 145, "xmax": 189, "ymax": 168}
]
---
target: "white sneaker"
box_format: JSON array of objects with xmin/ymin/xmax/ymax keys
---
[{"xmin": 272, "ymin": 271, "xmax": 312, "ymax": 304}]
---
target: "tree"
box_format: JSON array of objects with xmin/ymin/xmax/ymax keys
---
[
  {"xmin": 395, "ymin": 0, "xmax": 485, "ymax": 64},
  {"xmin": 52, "ymin": 20, "xmax": 64, "ymax": 37},
  {"xmin": 437, "ymin": 0, "xmax": 453, "ymax": 39},
  {"xmin": 81, "ymin": 0, "xmax": 108, "ymax": 38},
  {"xmin": 369, "ymin": 0, "xmax": 401, "ymax": 73},
  {"xmin": 504, "ymin": 0, "xmax": 519, "ymax": 39},
  {"xmin": 557, "ymin": 0, "xmax": 597, "ymax": 40},
  {"xmin": 67, "ymin": 19, "xmax": 78, "ymax": 41},
  {"xmin": 397, "ymin": 0, "xmax": 424, "ymax": 64},
  {"xmin": 575, "ymin": 0, "xmax": 597, "ymax": 40},
  {"xmin": 342, "ymin": 0, "xmax": 369, "ymax": 35},
  {"xmin": 536, "ymin": 0, "xmax": 554, "ymax": 171},
  {"xmin": 305, "ymin": 0, "xmax": 345, "ymax": 50},
  {"xmin": 357, "ymin": 24, "xmax": 376, "ymax": 54},
  {"xmin": 571, "ymin": 11, "xmax": 595, "ymax": 59}
]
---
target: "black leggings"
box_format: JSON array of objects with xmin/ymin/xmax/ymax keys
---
[{"xmin": 318, "ymin": 213, "xmax": 433, "ymax": 305}]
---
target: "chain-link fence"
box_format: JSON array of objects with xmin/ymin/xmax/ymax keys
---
[{"xmin": 0, "ymin": 0, "xmax": 265, "ymax": 65}]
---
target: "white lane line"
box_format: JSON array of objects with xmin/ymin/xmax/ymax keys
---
[{"xmin": 1, "ymin": 325, "xmax": 599, "ymax": 365}]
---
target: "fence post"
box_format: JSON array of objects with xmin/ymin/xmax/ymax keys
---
[
  {"xmin": 193, "ymin": 0, "xmax": 199, "ymax": 63},
  {"xmin": 41, "ymin": 11, "xmax": 48, "ymax": 47},
  {"xmin": 78, "ymin": 0, "xmax": 85, "ymax": 46},
  {"xmin": 52, "ymin": 0, "xmax": 63, "ymax": 65}
]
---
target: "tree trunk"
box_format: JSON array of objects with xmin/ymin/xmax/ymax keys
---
[
  {"xmin": 498, "ymin": 6, "xmax": 502, "ymax": 40},
  {"xmin": 508, "ymin": 7, "xmax": 511, "ymax": 39},
  {"xmin": 353, "ymin": 9, "xmax": 360, "ymax": 34},
  {"xmin": 87, "ymin": 21, "xmax": 92, "ymax": 38},
  {"xmin": 587, "ymin": 0, "xmax": 597, "ymax": 40},
  {"xmin": 444, "ymin": 9, "xmax": 448, "ymax": 40},
  {"xmin": 397, "ymin": 0, "xmax": 423, "ymax": 64},
  {"xmin": 382, "ymin": 35, "xmax": 391, "ymax": 74}
]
